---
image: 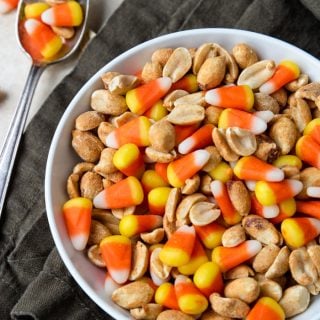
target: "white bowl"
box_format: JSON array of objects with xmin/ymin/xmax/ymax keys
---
[{"xmin": 45, "ymin": 28, "xmax": 320, "ymax": 320}]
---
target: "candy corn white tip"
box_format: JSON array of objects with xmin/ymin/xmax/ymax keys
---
[
  {"xmin": 175, "ymin": 274, "xmax": 190, "ymax": 285},
  {"xmin": 109, "ymin": 269, "xmax": 130, "ymax": 284},
  {"xmin": 71, "ymin": 234, "xmax": 88, "ymax": 251},
  {"xmin": 0, "ymin": 1, "xmax": 12, "ymax": 13},
  {"xmin": 262, "ymin": 205, "xmax": 280, "ymax": 218},
  {"xmin": 266, "ymin": 168, "xmax": 284, "ymax": 182},
  {"xmin": 246, "ymin": 240, "xmax": 262, "ymax": 256},
  {"xmin": 104, "ymin": 274, "xmax": 120, "ymax": 296},
  {"xmin": 105, "ymin": 131, "xmax": 118, "ymax": 149},
  {"xmin": 93, "ymin": 190, "xmax": 108, "ymax": 209},
  {"xmin": 178, "ymin": 137, "xmax": 194, "ymax": 154},
  {"xmin": 24, "ymin": 18, "xmax": 40, "ymax": 34},
  {"xmin": 259, "ymin": 82, "xmax": 275, "ymax": 94},
  {"xmin": 245, "ymin": 180, "xmax": 257, "ymax": 191},
  {"xmin": 41, "ymin": 8, "xmax": 54, "ymax": 25},
  {"xmin": 194, "ymin": 150, "xmax": 210, "ymax": 167},
  {"xmin": 288, "ymin": 179, "xmax": 303, "ymax": 195},
  {"xmin": 177, "ymin": 224, "xmax": 195, "ymax": 235},
  {"xmin": 307, "ymin": 187, "xmax": 320, "ymax": 198},
  {"xmin": 205, "ymin": 89, "xmax": 221, "ymax": 106},
  {"xmin": 159, "ymin": 76, "xmax": 172, "ymax": 90},
  {"xmin": 250, "ymin": 116, "xmax": 267, "ymax": 135},
  {"xmin": 254, "ymin": 110, "xmax": 274, "ymax": 123},
  {"xmin": 210, "ymin": 180, "xmax": 224, "ymax": 197}
]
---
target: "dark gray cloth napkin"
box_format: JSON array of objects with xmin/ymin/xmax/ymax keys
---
[{"xmin": 1, "ymin": 0, "xmax": 320, "ymax": 319}]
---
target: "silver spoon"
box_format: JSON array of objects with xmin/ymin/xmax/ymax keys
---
[{"xmin": 0, "ymin": 0, "xmax": 89, "ymax": 217}]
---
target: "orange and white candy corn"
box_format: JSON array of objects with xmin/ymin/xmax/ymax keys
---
[
  {"xmin": 155, "ymin": 282, "xmax": 179, "ymax": 310},
  {"xmin": 154, "ymin": 162, "xmax": 169, "ymax": 183},
  {"xmin": 296, "ymin": 135, "xmax": 320, "ymax": 169},
  {"xmin": 0, "ymin": 0, "xmax": 18, "ymax": 13},
  {"xmin": 218, "ymin": 108, "xmax": 267, "ymax": 135},
  {"xmin": 259, "ymin": 60, "xmax": 300, "ymax": 94},
  {"xmin": 62, "ymin": 197, "xmax": 92, "ymax": 251},
  {"xmin": 100, "ymin": 235, "xmax": 132, "ymax": 284},
  {"xmin": 270, "ymin": 198, "xmax": 296, "ymax": 224},
  {"xmin": 296, "ymin": 200, "xmax": 320, "ymax": 219},
  {"xmin": 304, "ymin": 118, "xmax": 320, "ymax": 144},
  {"xmin": 174, "ymin": 124, "xmax": 199, "ymax": 145},
  {"xmin": 159, "ymin": 225, "xmax": 196, "ymax": 267},
  {"xmin": 143, "ymin": 100, "xmax": 168, "ymax": 121},
  {"xmin": 41, "ymin": 1, "xmax": 83, "ymax": 27},
  {"xmin": 126, "ymin": 77, "xmax": 172, "ymax": 115},
  {"xmin": 119, "ymin": 214, "xmax": 163, "ymax": 237},
  {"xmin": 194, "ymin": 222, "xmax": 225, "ymax": 249},
  {"xmin": 281, "ymin": 217, "xmax": 320, "ymax": 248},
  {"xmin": 141, "ymin": 169, "xmax": 169, "ymax": 193},
  {"xmin": 234, "ymin": 156, "xmax": 284, "ymax": 182},
  {"xmin": 246, "ymin": 297, "xmax": 285, "ymax": 320},
  {"xmin": 24, "ymin": 19, "xmax": 63, "ymax": 59},
  {"xmin": 170, "ymin": 74, "xmax": 198, "ymax": 93},
  {"xmin": 174, "ymin": 275, "xmax": 208, "ymax": 315},
  {"xmin": 104, "ymin": 272, "xmax": 121, "ymax": 297},
  {"xmin": 205, "ymin": 85, "xmax": 254, "ymax": 111},
  {"xmin": 178, "ymin": 124, "xmax": 214, "ymax": 154},
  {"xmin": 210, "ymin": 180, "xmax": 242, "ymax": 225},
  {"xmin": 148, "ymin": 187, "xmax": 172, "ymax": 215},
  {"xmin": 25, "ymin": 2, "xmax": 50, "ymax": 19},
  {"xmin": 106, "ymin": 116, "xmax": 151, "ymax": 149},
  {"xmin": 167, "ymin": 150, "xmax": 210, "ymax": 187},
  {"xmin": 251, "ymin": 194, "xmax": 280, "ymax": 219},
  {"xmin": 93, "ymin": 176, "xmax": 144, "ymax": 209},
  {"xmin": 255, "ymin": 179, "xmax": 303, "ymax": 206},
  {"xmin": 212, "ymin": 240, "xmax": 262, "ymax": 272}
]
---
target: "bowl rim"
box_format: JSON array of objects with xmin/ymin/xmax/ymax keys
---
[{"xmin": 45, "ymin": 27, "xmax": 320, "ymax": 319}]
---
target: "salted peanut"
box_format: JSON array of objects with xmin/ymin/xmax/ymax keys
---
[
  {"xmin": 101, "ymin": 71, "xmax": 120, "ymax": 90},
  {"xmin": 202, "ymin": 146, "xmax": 222, "ymax": 172},
  {"xmin": 149, "ymin": 120, "xmax": 175, "ymax": 153},
  {"xmin": 174, "ymin": 91, "xmax": 206, "ymax": 107},
  {"xmin": 112, "ymin": 281, "xmax": 154, "ymax": 309},
  {"xmin": 201, "ymin": 310, "xmax": 232, "ymax": 320},
  {"xmin": 176, "ymin": 193, "xmax": 207, "ymax": 222},
  {"xmin": 182, "ymin": 174, "xmax": 200, "ymax": 195},
  {"xmin": 111, "ymin": 206, "xmax": 135, "ymax": 220},
  {"xmin": 197, "ymin": 56, "xmax": 226, "ymax": 90},
  {"xmin": 307, "ymin": 277, "xmax": 320, "ymax": 295},
  {"xmin": 151, "ymin": 48, "xmax": 174, "ymax": 67},
  {"xmin": 167, "ymin": 104, "xmax": 205, "ymax": 125},
  {"xmin": 232, "ymin": 43, "xmax": 259, "ymax": 69},
  {"xmin": 269, "ymin": 116, "xmax": 297, "ymax": 155},
  {"xmin": 189, "ymin": 201, "xmax": 221, "ymax": 226},
  {"xmin": 289, "ymin": 247, "xmax": 318, "ymax": 286},
  {"xmin": 205, "ymin": 106, "xmax": 224, "ymax": 125},
  {"xmin": 237, "ymin": 60, "xmax": 276, "ymax": 89},
  {"xmin": 67, "ymin": 173, "xmax": 80, "ymax": 198},
  {"xmin": 111, "ymin": 111, "xmax": 138, "ymax": 128},
  {"xmin": 72, "ymin": 130, "xmax": 104, "ymax": 163},
  {"xmin": 224, "ymin": 264, "xmax": 255, "ymax": 280},
  {"xmin": 200, "ymin": 174, "xmax": 213, "ymax": 195},
  {"xmin": 75, "ymin": 111, "xmax": 105, "ymax": 131},
  {"xmin": 222, "ymin": 224, "xmax": 246, "ymax": 247},
  {"xmin": 288, "ymin": 97, "xmax": 312, "ymax": 132},
  {"xmin": 141, "ymin": 61, "xmax": 163, "ymax": 83},
  {"xmin": 163, "ymin": 89, "xmax": 188, "ymax": 110},
  {"xmin": 224, "ymin": 277, "xmax": 260, "ymax": 304},
  {"xmin": 252, "ymin": 244, "xmax": 280, "ymax": 273},
  {"xmin": 73, "ymin": 162, "xmax": 95, "ymax": 176},
  {"xmin": 271, "ymin": 88, "xmax": 288, "ymax": 108},
  {"xmin": 295, "ymin": 82, "xmax": 320, "ymax": 108},
  {"xmin": 163, "ymin": 214, "xmax": 176, "ymax": 239},
  {"xmin": 52, "ymin": 26, "xmax": 75, "ymax": 39},
  {"xmin": 209, "ymin": 293, "xmax": 250, "ymax": 318},
  {"xmin": 130, "ymin": 304, "xmax": 163, "ymax": 320},
  {"xmin": 80, "ymin": 171, "xmax": 103, "ymax": 199},
  {"xmin": 157, "ymin": 310, "xmax": 193, "ymax": 320},
  {"xmin": 91, "ymin": 209, "xmax": 120, "ymax": 235},
  {"xmin": 259, "ymin": 279, "xmax": 283, "ymax": 301},
  {"xmin": 265, "ymin": 246, "xmax": 290, "ymax": 279},
  {"xmin": 193, "ymin": 43, "xmax": 218, "ymax": 74},
  {"xmin": 150, "ymin": 247, "xmax": 172, "ymax": 280},
  {"xmin": 254, "ymin": 93, "xmax": 280, "ymax": 114},
  {"xmin": 97, "ymin": 121, "xmax": 114, "ymax": 144},
  {"xmin": 226, "ymin": 127, "xmax": 257, "ymax": 157},
  {"xmin": 145, "ymin": 147, "xmax": 177, "ymax": 163},
  {"xmin": 254, "ymin": 134, "xmax": 279, "ymax": 163},
  {"xmin": 285, "ymin": 73, "xmax": 309, "ymax": 92},
  {"xmin": 298, "ymin": 167, "xmax": 320, "ymax": 199},
  {"xmin": 104, "ymin": 171, "xmax": 124, "ymax": 183},
  {"xmin": 129, "ymin": 241, "xmax": 148, "ymax": 281},
  {"xmin": 163, "ymin": 47, "xmax": 192, "ymax": 83},
  {"xmin": 87, "ymin": 244, "xmax": 105, "ymax": 267},
  {"xmin": 140, "ymin": 228, "xmax": 165, "ymax": 244},
  {"xmin": 88, "ymin": 219, "xmax": 111, "ymax": 246},
  {"xmin": 212, "ymin": 128, "xmax": 239, "ymax": 162},
  {"xmin": 227, "ymin": 181, "xmax": 251, "ymax": 216},
  {"xmin": 307, "ymin": 244, "xmax": 320, "ymax": 274},
  {"xmin": 279, "ymin": 285, "xmax": 310, "ymax": 318},
  {"xmin": 242, "ymin": 215, "xmax": 281, "ymax": 245},
  {"xmin": 94, "ymin": 148, "xmax": 117, "ymax": 177},
  {"xmin": 108, "ymin": 74, "xmax": 140, "ymax": 95},
  {"xmin": 165, "ymin": 188, "xmax": 181, "ymax": 223}
]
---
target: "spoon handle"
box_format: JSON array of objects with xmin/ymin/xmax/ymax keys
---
[{"xmin": 0, "ymin": 64, "xmax": 44, "ymax": 218}]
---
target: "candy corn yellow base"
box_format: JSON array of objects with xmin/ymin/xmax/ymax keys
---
[
  {"xmin": 281, "ymin": 219, "xmax": 305, "ymax": 248},
  {"xmin": 159, "ymin": 247, "xmax": 190, "ymax": 267},
  {"xmin": 178, "ymin": 294, "xmax": 208, "ymax": 315},
  {"xmin": 255, "ymin": 181, "xmax": 277, "ymax": 206},
  {"xmin": 41, "ymin": 36, "xmax": 63, "ymax": 59}
]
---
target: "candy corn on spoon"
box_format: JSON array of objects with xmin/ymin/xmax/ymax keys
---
[{"xmin": 0, "ymin": 0, "xmax": 88, "ymax": 217}]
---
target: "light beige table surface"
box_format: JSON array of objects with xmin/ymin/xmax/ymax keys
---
[{"xmin": 0, "ymin": 0, "xmax": 124, "ymax": 151}]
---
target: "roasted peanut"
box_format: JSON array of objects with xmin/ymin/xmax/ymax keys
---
[
  {"xmin": 222, "ymin": 224, "xmax": 246, "ymax": 247},
  {"xmin": 130, "ymin": 304, "xmax": 163, "ymax": 320},
  {"xmin": 227, "ymin": 181, "xmax": 251, "ymax": 216},
  {"xmin": 224, "ymin": 264, "xmax": 255, "ymax": 280},
  {"xmin": 129, "ymin": 241, "xmax": 148, "ymax": 281},
  {"xmin": 265, "ymin": 246, "xmax": 290, "ymax": 279},
  {"xmin": 182, "ymin": 174, "xmax": 200, "ymax": 195},
  {"xmin": 151, "ymin": 48, "xmax": 174, "ymax": 66},
  {"xmin": 75, "ymin": 111, "xmax": 105, "ymax": 131},
  {"xmin": 67, "ymin": 173, "xmax": 80, "ymax": 198},
  {"xmin": 140, "ymin": 228, "xmax": 164, "ymax": 244},
  {"xmin": 141, "ymin": 61, "xmax": 163, "ymax": 82},
  {"xmin": 189, "ymin": 201, "xmax": 221, "ymax": 226},
  {"xmin": 212, "ymin": 128, "xmax": 239, "ymax": 162},
  {"xmin": 157, "ymin": 310, "xmax": 193, "ymax": 320},
  {"xmin": 88, "ymin": 219, "xmax": 111, "ymax": 246},
  {"xmin": 167, "ymin": 104, "xmax": 205, "ymax": 125},
  {"xmin": 232, "ymin": 43, "xmax": 259, "ymax": 69},
  {"xmin": 94, "ymin": 148, "xmax": 117, "ymax": 177},
  {"xmin": 87, "ymin": 244, "xmax": 105, "ymax": 267},
  {"xmin": 108, "ymin": 74, "xmax": 140, "ymax": 95},
  {"xmin": 149, "ymin": 120, "xmax": 175, "ymax": 153},
  {"xmin": 254, "ymin": 92, "xmax": 280, "ymax": 114},
  {"xmin": 259, "ymin": 279, "xmax": 283, "ymax": 301},
  {"xmin": 252, "ymin": 244, "xmax": 280, "ymax": 273}
]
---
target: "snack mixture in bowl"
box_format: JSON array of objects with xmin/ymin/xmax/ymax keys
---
[{"xmin": 45, "ymin": 29, "xmax": 320, "ymax": 320}]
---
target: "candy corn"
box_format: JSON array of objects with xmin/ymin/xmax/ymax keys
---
[
  {"xmin": 167, "ymin": 150, "xmax": 210, "ymax": 187},
  {"xmin": 25, "ymin": 2, "xmax": 50, "ymax": 19},
  {"xmin": 24, "ymin": 19, "xmax": 63, "ymax": 59},
  {"xmin": 210, "ymin": 180, "xmax": 242, "ymax": 225},
  {"xmin": 159, "ymin": 225, "xmax": 196, "ymax": 267},
  {"xmin": 212, "ymin": 240, "xmax": 262, "ymax": 272},
  {"xmin": 0, "ymin": 0, "xmax": 18, "ymax": 14},
  {"xmin": 141, "ymin": 170, "xmax": 169, "ymax": 193},
  {"xmin": 174, "ymin": 124, "xmax": 199, "ymax": 145},
  {"xmin": 148, "ymin": 187, "xmax": 172, "ymax": 215},
  {"xmin": 307, "ymin": 187, "xmax": 320, "ymax": 198},
  {"xmin": 251, "ymin": 194, "xmax": 280, "ymax": 219},
  {"xmin": 246, "ymin": 297, "xmax": 285, "ymax": 320},
  {"xmin": 174, "ymin": 275, "xmax": 208, "ymax": 315},
  {"xmin": 304, "ymin": 118, "xmax": 320, "ymax": 144},
  {"xmin": 205, "ymin": 85, "xmax": 254, "ymax": 111},
  {"xmin": 296, "ymin": 135, "xmax": 320, "ymax": 169},
  {"xmin": 112, "ymin": 143, "xmax": 145, "ymax": 178},
  {"xmin": 281, "ymin": 217, "xmax": 320, "ymax": 248},
  {"xmin": 255, "ymin": 179, "xmax": 303, "ymax": 206},
  {"xmin": 193, "ymin": 261, "xmax": 224, "ymax": 297},
  {"xmin": 100, "ymin": 235, "xmax": 132, "ymax": 284},
  {"xmin": 93, "ymin": 176, "xmax": 144, "ymax": 209},
  {"xmin": 260, "ymin": 60, "xmax": 300, "ymax": 94},
  {"xmin": 62, "ymin": 197, "xmax": 92, "ymax": 251},
  {"xmin": 104, "ymin": 272, "xmax": 121, "ymax": 297},
  {"xmin": 218, "ymin": 108, "xmax": 267, "ymax": 135},
  {"xmin": 234, "ymin": 156, "xmax": 284, "ymax": 182},
  {"xmin": 194, "ymin": 222, "xmax": 225, "ymax": 249},
  {"xmin": 154, "ymin": 162, "xmax": 169, "ymax": 183},
  {"xmin": 270, "ymin": 198, "xmax": 296, "ymax": 224},
  {"xmin": 126, "ymin": 77, "xmax": 172, "ymax": 115},
  {"xmin": 155, "ymin": 282, "xmax": 179, "ymax": 310},
  {"xmin": 119, "ymin": 214, "xmax": 163, "ymax": 237},
  {"xmin": 41, "ymin": 1, "xmax": 83, "ymax": 27},
  {"xmin": 106, "ymin": 116, "xmax": 151, "ymax": 149},
  {"xmin": 170, "ymin": 74, "xmax": 198, "ymax": 93},
  {"xmin": 178, "ymin": 238, "xmax": 209, "ymax": 275},
  {"xmin": 178, "ymin": 124, "xmax": 214, "ymax": 154},
  {"xmin": 143, "ymin": 100, "xmax": 168, "ymax": 121},
  {"xmin": 273, "ymin": 155, "xmax": 302, "ymax": 171},
  {"xmin": 208, "ymin": 161, "xmax": 233, "ymax": 183},
  {"xmin": 296, "ymin": 201, "xmax": 320, "ymax": 219}
]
